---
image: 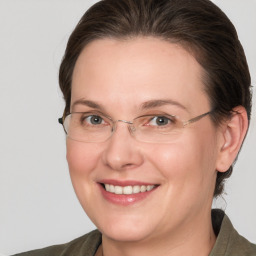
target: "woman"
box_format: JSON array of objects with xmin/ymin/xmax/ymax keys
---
[{"xmin": 14, "ymin": 0, "xmax": 256, "ymax": 255}]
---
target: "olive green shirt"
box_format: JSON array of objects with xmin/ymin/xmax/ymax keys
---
[{"xmin": 13, "ymin": 210, "xmax": 256, "ymax": 256}]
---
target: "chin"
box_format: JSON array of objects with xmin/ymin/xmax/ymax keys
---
[
  {"xmin": 101, "ymin": 223, "xmax": 154, "ymax": 242},
  {"xmin": 91, "ymin": 211, "xmax": 157, "ymax": 242}
]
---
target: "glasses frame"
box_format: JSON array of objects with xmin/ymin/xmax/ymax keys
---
[{"xmin": 58, "ymin": 109, "xmax": 215, "ymax": 143}]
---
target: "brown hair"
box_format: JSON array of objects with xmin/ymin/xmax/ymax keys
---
[{"xmin": 59, "ymin": 0, "xmax": 252, "ymax": 197}]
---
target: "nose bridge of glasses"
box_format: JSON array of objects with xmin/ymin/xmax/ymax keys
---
[
  {"xmin": 112, "ymin": 119, "xmax": 135, "ymax": 134},
  {"xmin": 116, "ymin": 119, "xmax": 133, "ymax": 124}
]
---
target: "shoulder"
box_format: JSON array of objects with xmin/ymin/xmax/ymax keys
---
[
  {"xmin": 224, "ymin": 217, "xmax": 256, "ymax": 256},
  {"xmin": 12, "ymin": 230, "xmax": 102, "ymax": 256},
  {"xmin": 210, "ymin": 209, "xmax": 256, "ymax": 256}
]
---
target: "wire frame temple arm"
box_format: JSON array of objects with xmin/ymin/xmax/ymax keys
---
[{"xmin": 183, "ymin": 110, "xmax": 215, "ymax": 126}]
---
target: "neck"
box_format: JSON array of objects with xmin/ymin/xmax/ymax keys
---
[{"xmin": 100, "ymin": 211, "xmax": 216, "ymax": 256}]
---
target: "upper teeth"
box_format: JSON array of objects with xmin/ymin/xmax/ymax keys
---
[{"xmin": 104, "ymin": 184, "xmax": 155, "ymax": 195}]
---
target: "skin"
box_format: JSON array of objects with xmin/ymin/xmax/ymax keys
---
[{"xmin": 67, "ymin": 37, "xmax": 248, "ymax": 256}]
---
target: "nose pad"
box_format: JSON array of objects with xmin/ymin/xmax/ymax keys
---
[{"xmin": 127, "ymin": 123, "xmax": 136, "ymax": 135}]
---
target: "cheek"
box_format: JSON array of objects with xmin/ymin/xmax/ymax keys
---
[
  {"xmin": 147, "ymin": 129, "xmax": 218, "ymax": 192},
  {"xmin": 66, "ymin": 140, "xmax": 104, "ymax": 224},
  {"xmin": 66, "ymin": 140, "xmax": 101, "ymax": 179}
]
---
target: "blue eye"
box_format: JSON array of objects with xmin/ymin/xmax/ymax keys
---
[
  {"xmin": 87, "ymin": 115, "xmax": 103, "ymax": 125},
  {"xmin": 149, "ymin": 116, "xmax": 172, "ymax": 126},
  {"xmin": 80, "ymin": 114, "xmax": 107, "ymax": 126}
]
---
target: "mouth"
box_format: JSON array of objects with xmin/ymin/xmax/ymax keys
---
[
  {"xmin": 101, "ymin": 183, "xmax": 157, "ymax": 195},
  {"xmin": 98, "ymin": 180, "xmax": 159, "ymax": 205}
]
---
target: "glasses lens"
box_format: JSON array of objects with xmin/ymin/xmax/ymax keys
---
[
  {"xmin": 60, "ymin": 110, "xmax": 213, "ymax": 143},
  {"xmin": 63, "ymin": 113, "xmax": 111, "ymax": 142},
  {"xmin": 133, "ymin": 114, "xmax": 184, "ymax": 143}
]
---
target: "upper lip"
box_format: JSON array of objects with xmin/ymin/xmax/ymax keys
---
[{"xmin": 98, "ymin": 179, "xmax": 158, "ymax": 186}]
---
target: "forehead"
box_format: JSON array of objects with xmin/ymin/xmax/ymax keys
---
[{"xmin": 71, "ymin": 37, "xmax": 210, "ymax": 115}]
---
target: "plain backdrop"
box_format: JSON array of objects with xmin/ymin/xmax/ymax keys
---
[{"xmin": 0, "ymin": 0, "xmax": 255, "ymax": 255}]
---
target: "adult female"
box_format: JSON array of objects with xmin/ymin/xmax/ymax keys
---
[{"xmin": 14, "ymin": 0, "xmax": 255, "ymax": 255}]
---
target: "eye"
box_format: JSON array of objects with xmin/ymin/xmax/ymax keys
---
[
  {"xmin": 87, "ymin": 115, "xmax": 103, "ymax": 125},
  {"xmin": 80, "ymin": 114, "xmax": 108, "ymax": 126},
  {"xmin": 148, "ymin": 116, "xmax": 174, "ymax": 126}
]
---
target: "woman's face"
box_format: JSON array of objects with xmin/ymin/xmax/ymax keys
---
[{"xmin": 67, "ymin": 37, "xmax": 222, "ymax": 243}]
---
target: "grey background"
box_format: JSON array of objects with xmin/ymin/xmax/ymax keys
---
[{"xmin": 0, "ymin": 0, "xmax": 255, "ymax": 255}]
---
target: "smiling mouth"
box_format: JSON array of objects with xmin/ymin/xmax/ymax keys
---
[{"xmin": 101, "ymin": 183, "xmax": 157, "ymax": 195}]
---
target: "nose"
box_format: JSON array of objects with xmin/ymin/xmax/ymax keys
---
[{"xmin": 102, "ymin": 121, "xmax": 144, "ymax": 171}]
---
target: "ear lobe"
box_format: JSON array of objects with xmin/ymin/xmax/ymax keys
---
[{"xmin": 216, "ymin": 106, "xmax": 248, "ymax": 173}]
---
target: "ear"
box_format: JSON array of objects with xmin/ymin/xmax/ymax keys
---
[{"xmin": 216, "ymin": 106, "xmax": 248, "ymax": 172}]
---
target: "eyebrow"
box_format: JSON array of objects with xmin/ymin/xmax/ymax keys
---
[
  {"xmin": 71, "ymin": 99, "xmax": 104, "ymax": 111},
  {"xmin": 71, "ymin": 98, "xmax": 187, "ymax": 112},
  {"xmin": 140, "ymin": 99, "xmax": 187, "ymax": 111}
]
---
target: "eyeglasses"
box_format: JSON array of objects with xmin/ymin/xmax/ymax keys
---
[{"xmin": 58, "ymin": 110, "xmax": 214, "ymax": 143}]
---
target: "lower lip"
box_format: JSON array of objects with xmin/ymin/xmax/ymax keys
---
[{"xmin": 98, "ymin": 184, "xmax": 157, "ymax": 206}]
